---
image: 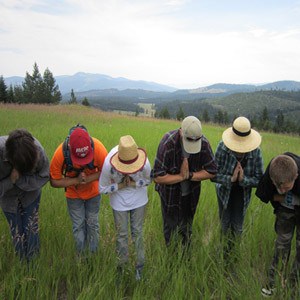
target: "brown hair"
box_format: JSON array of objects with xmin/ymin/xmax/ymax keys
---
[
  {"xmin": 5, "ymin": 129, "xmax": 38, "ymax": 174},
  {"xmin": 269, "ymin": 155, "xmax": 298, "ymax": 186}
]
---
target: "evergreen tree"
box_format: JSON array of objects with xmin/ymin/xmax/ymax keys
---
[
  {"xmin": 273, "ymin": 111, "xmax": 285, "ymax": 133},
  {"xmin": 69, "ymin": 89, "xmax": 77, "ymax": 104},
  {"xmin": 214, "ymin": 110, "xmax": 224, "ymax": 124},
  {"xmin": 14, "ymin": 85, "xmax": 24, "ymax": 103},
  {"xmin": 159, "ymin": 107, "xmax": 170, "ymax": 119},
  {"xmin": 202, "ymin": 109, "xmax": 210, "ymax": 123},
  {"xmin": 42, "ymin": 68, "xmax": 62, "ymax": 103},
  {"xmin": 0, "ymin": 75, "xmax": 8, "ymax": 103},
  {"xmin": 82, "ymin": 97, "xmax": 90, "ymax": 106},
  {"xmin": 22, "ymin": 62, "xmax": 43, "ymax": 103},
  {"xmin": 176, "ymin": 106, "xmax": 185, "ymax": 121},
  {"xmin": 223, "ymin": 111, "xmax": 229, "ymax": 124},
  {"xmin": 260, "ymin": 107, "xmax": 270, "ymax": 131},
  {"xmin": 7, "ymin": 85, "xmax": 15, "ymax": 103}
]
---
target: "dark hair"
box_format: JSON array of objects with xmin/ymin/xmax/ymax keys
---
[
  {"xmin": 270, "ymin": 155, "xmax": 298, "ymax": 186},
  {"xmin": 5, "ymin": 129, "xmax": 38, "ymax": 174}
]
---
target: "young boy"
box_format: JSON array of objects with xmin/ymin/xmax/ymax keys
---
[{"xmin": 256, "ymin": 153, "xmax": 300, "ymax": 297}]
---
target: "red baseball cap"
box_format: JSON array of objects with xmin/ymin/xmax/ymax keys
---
[{"xmin": 69, "ymin": 128, "xmax": 93, "ymax": 166}]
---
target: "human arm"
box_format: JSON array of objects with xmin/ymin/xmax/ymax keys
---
[
  {"xmin": 211, "ymin": 142, "xmax": 235, "ymax": 186},
  {"xmin": 132, "ymin": 158, "xmax": 152, "ymax": 188},
  {"xmin": 239, "ymin": 148, "xmax": 264, "ymax": 187},
  {"xmin": 99, "ymin": 146, "xmax": 126, "ymax": 194},
  {"xmin": 191, "ymin": 137, "xmax": 217, "ymax": 182},
  {"xmin": 49, "ymin": 143, "xmax": 84, "ymax": 189},
  {"xmin": 50, "ymin": 173, "xmax": 85, "ymax": 188},
  {"xmin": 153, "ymin": 157, "xmax": 189, "ymax": 185},
  {"xmin": 255, "ymin": 162, "xmax": 277, "ymax": 204}
]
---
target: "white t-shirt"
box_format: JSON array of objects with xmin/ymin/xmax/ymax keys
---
[{"xmin": 99, "ymin": 145, "xmax": 151, "ymax": 211}]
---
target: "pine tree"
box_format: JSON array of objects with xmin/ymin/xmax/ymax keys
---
[
  {"xmin": 159, "ymin": 107, "xmax": 170, "ymax": 119},
  {"xmin": 260, "ymin": 107, "xmax": 270, "ymax": 131},
  {"xmin": 69, "ymin": 89, "xmax": 77, "ymax": 104},
  {"xmin": 42, "ymin": 68, "xmax": 61, "ymax": 103},
  {"xmin": 7, "ymin": 85, "xmax": 15, "ymax": 103},
  {"xmin": 82, "ymin": 97, "xmax": 90, "ymax": 106},
  {"xmin": 202, "ymin": 109, "xmax": 210, "ymax": 123},
  {"xmin": 22, "ymin": 62, "xmax": 43, "ymax": 103},
  {"xmin": 176, "ymin": 106, "xmax": 185, "ymax": 121},
  {"xmin": 273, "ymin": 111, "xmax": 284, "ymax": 133},
  {"xmin": 0, "ymin": 75, "xmax": 8, "ymax": 103},
  {"xmin": 14, "ymin": 85, "xmax": 24, "ymax": 103}
]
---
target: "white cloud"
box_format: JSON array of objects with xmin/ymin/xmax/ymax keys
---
[{"xmin": 1, "ymin": 0, "xmax": 300, "ymax": 88}]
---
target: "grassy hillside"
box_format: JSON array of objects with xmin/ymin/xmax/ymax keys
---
[
  {"xmin": 0, "ymin": 104, "xmax": 299, "ymax": 299},
  {"xmin": 204, "ymin": 91, "xmax": 300, "ymax": 121}
]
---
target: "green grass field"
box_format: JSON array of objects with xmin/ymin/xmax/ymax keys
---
[{"xmin": 0, "ymin": 103, "xmax": 299, "ymax": 299}]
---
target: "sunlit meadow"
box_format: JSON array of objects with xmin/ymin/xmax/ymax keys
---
[{"xmin": 0, "ymin": 104, "xmax": 299, "ymax": 299}]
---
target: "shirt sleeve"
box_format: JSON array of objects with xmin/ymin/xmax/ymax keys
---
[
  {"xmin": 240, "ymin": 148, "xmax": 264, "ymax": 188},
  {"xmin": 200, "ymin": 138, "xmax": 217, "ymax": 174},
  {"xmin": 211, "ymin": 142, "xmax": 232, "ymax": 186},
  {"xmin": 49, "ymin": 144, "xmax": 64, "ymax": 180},
  {"xmin": 255, "ymin": 163, "xmax": 274, "ymax": 203},
  {"xmin": 99, "ymin": 147, "xmax": 119, "ymax": 194},
  {"xmin": 93, "ymin": 138, "xmax": 108, "ymax": 171},
  {"xmin": 135, "ymin": 158, "xmax": 151, "ymax": 188},
  {"xmin": 151, "ymin": 135, "xmax": 171, "ymax": 178}
]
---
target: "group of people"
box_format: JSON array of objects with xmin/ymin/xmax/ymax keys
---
[{"xmin": 0, "ymin": 116, "xmax": 299, "ymax": 296}]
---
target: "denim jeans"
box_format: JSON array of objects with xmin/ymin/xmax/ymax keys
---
[
  {"xmin": 4, "ymin": 193, "xmax": 41, "ymax": 261},
  {"xmin": 113, "ymin": 205, "xmax": 146, "ymax": 269},
  {"xmin": 268, "ymin": 206, "xmax": 300, "ymax": 287},
  {"xmin": 218, "ymin": 185, "xmax": 244, "ymax": 236},
  {"xmin": 67, "ymin": 195, "xmax": 100, "ymax": 253}
]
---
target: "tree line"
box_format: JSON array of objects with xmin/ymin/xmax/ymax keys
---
[
  {"xmin": 1, "ymin": 63, "xmax": 299, "ymax": 135},
  {"xmin": 0, "ymin": 63, "xmax": 61, "ymax": 104},
  {"xmin": 155, "ymin": 105, "xmax": 300, "ymax": 135},
  {"xmin": 0, "ymin": 63, "xmax": 92, "ymax": 106}
]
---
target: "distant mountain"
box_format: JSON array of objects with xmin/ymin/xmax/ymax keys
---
[
  {"xmin": 4, "ymin": 72, "xmax": 177, "ymax": 94},
  {"xmin": 4, "ymin": 73, "xmax": 300, "ymax": 100},
  {"xmin": 4, "ymin": 76, "xmax": 24, "ymax": 87}
]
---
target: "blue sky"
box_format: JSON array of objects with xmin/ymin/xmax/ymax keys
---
[{"xmin": 1, "ymin": 0, "xmax": 300, "ymax": 88}]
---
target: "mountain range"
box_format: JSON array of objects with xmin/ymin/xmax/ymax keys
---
[{"xmin": 4, "ymin": 72, "xmax": 300, "ymax": 98}]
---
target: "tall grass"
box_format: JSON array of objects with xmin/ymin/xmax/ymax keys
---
[{"xmin": 0, "ymin": 103, "xmax": 299, "ymax": 299}]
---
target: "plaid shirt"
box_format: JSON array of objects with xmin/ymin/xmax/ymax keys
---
[
  {"xmin": 213, "ymin": 141, "xmax": 264, "ymax": 213},
  {"xmin": 151, "ymin": 129, "xmax": 217, "ymax": 214}
]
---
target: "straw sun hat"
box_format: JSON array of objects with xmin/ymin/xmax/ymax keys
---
[
  {"xmin": 222, "ymin": 116, "xmax": 261, "ymax": 153},
  {"xmin": 110, "ymin": 135, "xmax": 147, "ymax": 174}
]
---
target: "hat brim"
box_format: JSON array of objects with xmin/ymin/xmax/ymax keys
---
[
  {"xmin": 182, "ymin": 137, "xmax": 202, "ymax": 154},
  {"xmin": 110, "ymin": 148, "xmax": 147, "ymax": 174},
  {"xmin": 70, "ymin": 150, "xmax": 94, "ymax": 166},
  {"xmin": 222, "ymin": 127, "xmax": 261, "ymax": 153}
]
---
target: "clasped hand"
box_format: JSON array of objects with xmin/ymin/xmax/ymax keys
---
[
  {"xmin": 231, "ymin": 162, "xmax": 244, "ymax": 182},
  {"xmin": 180, "ymin": 158, "xmax": 190, "ymax": 180},
  {"xmin": 10, "ymin": 168, "xmax": 20, "ymax": 184},
  {"xmin": 120, "ymin": 175, "xmax": 135, "ymax": 188}
]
